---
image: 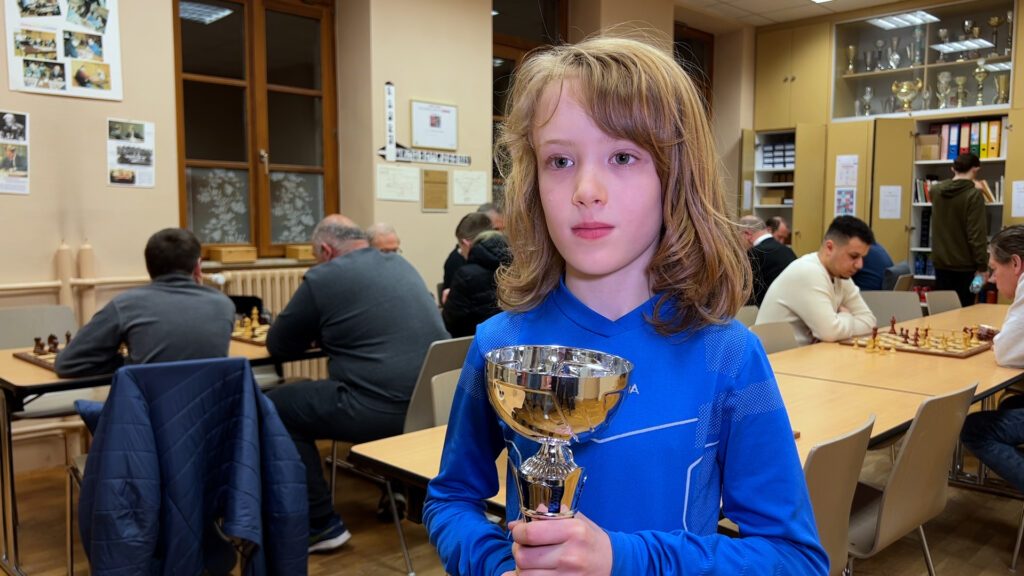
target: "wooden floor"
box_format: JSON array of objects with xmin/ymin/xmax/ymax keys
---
[{"xmin": 13, "ymin": 448, "xmax": 1024, "ymax": 575}]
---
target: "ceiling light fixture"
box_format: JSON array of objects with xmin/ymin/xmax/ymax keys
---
[
  {"xmin": 930, "ymin": 38, "xmax": 995, "ymax": 54},
  {"xmin": 492, "ymin": 10, "xmax": 499, "ymax": 16},
  {"xmin": 867, "ymin": 10, "xmax": 939, "ymax": 30},
  {"xmin": 179, "ymin": 1, "xmax": 233, "ymax": 25},
  {"xmin": 811, "ymin": 0, "xmax": 833, "ymax": 3}
]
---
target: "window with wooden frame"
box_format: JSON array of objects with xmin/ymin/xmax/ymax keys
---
[{"xmin": 174, "ymin": 0, "xmax": 337, "ymax": 258}]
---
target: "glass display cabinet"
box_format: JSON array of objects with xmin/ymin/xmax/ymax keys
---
[{"xmin": 833, "ymin": 0, "xmax": 1014, "ymax": 121}]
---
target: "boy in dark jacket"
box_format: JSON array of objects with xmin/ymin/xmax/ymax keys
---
[
  {"xmin": 442, "ymin": 231, "xmax": 511, "ymax": 337},
  {"xmin": 930, "ymin": 153, "xmax": 989, "ymax": 306}
]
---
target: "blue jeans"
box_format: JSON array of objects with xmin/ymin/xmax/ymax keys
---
[{"xmin": 961, "ymin": 393, "xmax": 1024, "ymax": 491}]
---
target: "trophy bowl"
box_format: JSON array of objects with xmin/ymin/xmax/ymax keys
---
[
  {"xmin": 486, "ymin": 345, "xmax": 633, "ymax": 519},
  {"xmin": 892, "ymin": 78, "xmax": 922, "ymax": 111}
]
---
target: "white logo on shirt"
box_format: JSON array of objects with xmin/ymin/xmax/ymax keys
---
[{"xmin": 628, "ymin": 383, "xmax": 640, "ymax": 395}]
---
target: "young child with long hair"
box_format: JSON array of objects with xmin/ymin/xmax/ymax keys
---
[{"xmin": 423, "ymin": 36, "xmax": 827, "ymax": 575}]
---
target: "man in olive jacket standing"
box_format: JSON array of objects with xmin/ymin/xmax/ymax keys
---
[{"xmin": 931, "ymin": 153, "xmax": 989, "ymax": 307}]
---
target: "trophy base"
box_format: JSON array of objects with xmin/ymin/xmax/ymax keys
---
[{"xmin": 513, "ymin": 441, "xmax": 586, "ymax": 520}]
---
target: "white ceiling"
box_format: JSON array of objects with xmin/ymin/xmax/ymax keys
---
[{"xmin": 675, "ymin": 0, "xmax": 910, "ymax": 32}]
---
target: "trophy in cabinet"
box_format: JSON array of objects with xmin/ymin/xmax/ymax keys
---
[
  {"xmin": 936, "ymin": 71, "xmax": 953, "ymax": 109},
  {"xmin": 912, "ymin": 26, "xmax": 924, "ymax": 65},
  {"xmin": 1007, "ymin": 11, "xmax": 1014, "ymax": 56},
  {"xmin": 921, "ymin": 85, "xmax": 932, "ymax": 110},
  {"xmin": 959, "ymin": 20, "xmax": 974, "ymax": 61},
  {"xmin": 875, "ymin": 39, "xmax": 886, "ymax": 70},
  {"xmin": 860, "ymin": 86, "xmax": 874, "ymax": 116},
  {"xmin": 888, "ymin": 36, "xmax": 902, "ymax": 69},
  {"xmin": 995, "ymin": 73, "xmax": 1010, "ymax": 104},
  {"xmin": 486, "ymin": 345, "xmax": 633, "ymax": 520},
  {"xmin": 846, "ymin": 45, "xmax": 857, "ymax": 75},
  {"xmin": 970, "ymin": 24, "xmax": 983, "ymax": 60},
  {"xmin": 937, "ymin": 28, "xmax": 949, "ymax": 62},
  {"xmin": 864, "ymin": 49, "xmax": 875, "ymax": 73},
  {"xmin": 954, "ymin": 75, "xmax": 969, "ymax": 107},
  {"xmin": 989, "ymin": 16, "xmax": 1005, "ymax": 57},
  {"xmin": 892, "ymin": 78, "xmax": 923, "ymax": 111},
  {"xmin": 974, "ymin": 60, "xmax": 989, "ymax": 106}
]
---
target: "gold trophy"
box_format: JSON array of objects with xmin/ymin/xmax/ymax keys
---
[
  {"xmin": 995, "ymin": 73, "xmax": 1010, "ymax": 104},
  {"xmin": 989, "ymin": 16, "xmax": 1005, "ymax": 57},
  {"xmin": 846, "ymin": 45, "xmax": 856, "ymax": 75},
  {"xmin": 954, "ymin": 75, "xmax": 968, "ymax": 107},
  {"xmin": 974, "ymin": 60, "xmax": 989, "ymax": 106},
  {"xmin": 892, "ymin": 78, "xmax": 923, "ymax": 111},
  {"xmin": 486, "ymin": 345, "xmax": 632, "ymax": 519},
  {"xmin": 936, "ymin": 71, "xmax": 953, "ymax": 109}
]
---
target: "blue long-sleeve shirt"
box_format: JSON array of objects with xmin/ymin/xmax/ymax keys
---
[{"xmin": 423, "ymin": 281, "xmax": 828, "ymax": 575}]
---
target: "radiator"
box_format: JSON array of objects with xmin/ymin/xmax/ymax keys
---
[{"xmin": 216, "ymin": 267, "xmax": 327, "ymax": 380}]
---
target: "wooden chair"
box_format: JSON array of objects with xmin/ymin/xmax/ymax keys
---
[
  {"xmin": 892, "ymin": 274, "xmax": 915, "ymax": 292},
  {"xmin": 925, "ymin": 290, "xmax": 962, "ymax": 316},
  {"xmin": 860, "ymin": 291, "xmax": 923, "ymax": 325},
  {"xmin": 749, "ymin": 321, "xmax": 799, "ymax": 354},
  {"xmin": 846, "ymin": 382, "xmax": 977, "ymax": 576},
  {"xmin": 804, "ymin": 416, "xmax": 874, "ymax": 576},
  {"xmin": 736, "ymin": 304, "xmax": 758, "ymax": 327},
  {"xmin": 430, "ymin": 369, "xmax": 461, "ymax": 427}
]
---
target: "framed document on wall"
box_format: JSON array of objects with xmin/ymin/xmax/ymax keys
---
[{"xmin": 411, "ymin": 100, "xmax": 457, "ymax": 151}]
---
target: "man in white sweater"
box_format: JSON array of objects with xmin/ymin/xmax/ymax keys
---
[
  {"xmin": 756, "ymin": 216, "xmax": 877, "ymax": 346},
  {"xmin": 961, "ymin": 225, "xmax": 1024, "ymax": 493}
]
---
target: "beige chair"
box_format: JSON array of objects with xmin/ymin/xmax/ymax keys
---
[
  {"xmin": 925, "ymin": 290, "xmax": 962, "ymax": 316},
  {"xmin": 430, "ymin": 369, "xmax": 461, "ymax": 427},
  {"xmin": 749, "ymin": 322, "xmax": 799, "ymax": 354},
  {"xmin": 804, "ymin": 416, "xmax": 874, "ymax": 576},
  {"xmin": 846, "ymin": 382, "xmax": 977, "ymax": 576},
  {"xmin": 860, "ymin": 291, "xmax": 923, "ymax": 325},
  {"xmin": 736, "ymin": 304, "xmax": 758, "ymax": 327},
  {"xmin": 892, "ymin": 274, "xmax": 915, "ymax": 292}
]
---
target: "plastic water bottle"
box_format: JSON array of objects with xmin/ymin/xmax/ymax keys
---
[{"xmin": 970, "ymin": 274, "xmax": 984, "ymax": 294}]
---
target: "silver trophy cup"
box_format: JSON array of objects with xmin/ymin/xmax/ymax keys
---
[{"xmin": 486, "ymin": 345, "xmax": 633, "ymax": 520}]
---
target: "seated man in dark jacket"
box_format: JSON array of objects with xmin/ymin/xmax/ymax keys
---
[
  {"xmin": 739, "ymin": 215, "xmax": 796, "ymax": 306},
  {"xmin": 442, "ymin": 231, "xmax": 511, "ymax": 337},
  {"xmin": 55, "ymin": 228, "xmax": 235, "ymax": 377},
  {"xmin": 266, "ymin": 214, "xmax": 450, "ymax": 553}
]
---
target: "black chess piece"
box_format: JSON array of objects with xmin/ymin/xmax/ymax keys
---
[
  {"xmin": 32, "ymin": 337, "xmax": 45, "ymax": 355},
  {"xmin": 65, "ymin": 330, "xmax": 72, "ymax": 346},
  {"xmin": 47, "ymin": 334, "xmax": 59, "ymax": 354}
]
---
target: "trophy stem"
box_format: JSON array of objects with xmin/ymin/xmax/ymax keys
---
[{"xmin": 514, "ymin": 439, "xmax": 586, "ymax": 520}]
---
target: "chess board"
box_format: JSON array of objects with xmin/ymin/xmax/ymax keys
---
[
  {"xmin": 231, "ymin": 324, "xmax": 269, "ymax": 346},
  {"xmin": 12, "ymin": 350, "xmax": 59, "ymax": 371},
  {"xmin": 840, "ymin": 329, "xmax": 992, "ymax": 359}
]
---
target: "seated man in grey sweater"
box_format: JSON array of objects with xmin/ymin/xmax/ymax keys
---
[
  {"xmin": 265, "ymin": 214, "xmax": 449, "ymax": 553},
  {"xmin": 55, "ymin": 228, "xmax": 235, "ymax": 377}
]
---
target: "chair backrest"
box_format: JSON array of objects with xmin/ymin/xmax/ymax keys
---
[
  {"xmin": 871, "ymin": 382, "xmax": 977, "ymax": 553},
  {"xmin": 803, "ymin": 416, "xmax": 875, "ymax": 576},
  {"xmin": 0, "ymin": 305, "xmax": 77, "ymax": 348},
  {"xmin": 925, "ymin": 290, "xmax": 962, "ymax": 315},
  {"xmin": 860, "ymin": 291, "xmax": 923, "ymax": 325},
  {"xmin": 750, "ymin": 321, "xmax": 799, "ymax": 354},
  {"xmin": 430, "ymin": 369, "xmax": 462, "ymax": 427},
  {"xmin": 403, "ymin": 336, "xmax": 473, "ymax": 433},
  {"xmin": 883, "ymin": 261, "xmax": 912, "ymax": 290},
  {"xmin": 891, "ymin": 274, "xmax": 914, "ymax": 292},
  {"xmin": 736, "ymin": 304, "xmax": 759, "ymax": 327}
]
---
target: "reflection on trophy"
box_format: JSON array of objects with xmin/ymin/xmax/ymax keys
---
[
  {"xmin": 974, "ymin": 60, "xmax": 989, "ymax": 106},
  {"xmin": 937, "ymin": 28, "xmax": 949, "ymax": 62},
  {"xmin": 937, "ymin": 71, "xmax": 953, "ymax": 109},
  {"xmin": 1007, "ymin": 11, "xmax": 1014, "ymax": 56},
  {"xmin": 875, "ymin": 39, "xmax": 886, "ymax": 71},
  {"xmin": 995, "ymin": 73, "xmax": 1010, "ymax": 104},
  {"xmin": 913, "ymin": 26, "xmax": 924, "ymax": 65},
  {"xmin": 860, "ymin": 86, "xmax": 874, "ymax": 116},
  {"xmin": 888, "ymin": 36, "xmax": 902, "ymax": 69},
  {"xmin": 846, "ymin": 45, "xmax": 857, "ymax": 75},
  {"xmin": 486, "ymin": 345, "xmax": 633, "ymax": 520},
  {"xmin": 954, "ymin": 75, "xmax": 968, "ymax": 107},
  {"xmin": 989, "ymin": 16, "xmax": 1005, "ymax": 57},
  {"xmin": 959, "ymin": 20, "xmax": 974, "ymax": 61},
  {"xmin": 892, "ymin": 78, "xmax": 922, "ymax": 111}
]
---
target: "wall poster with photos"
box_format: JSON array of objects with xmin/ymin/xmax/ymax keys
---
[
  {"xmin": 107, "ymin": 118, "xmax": 153, "ymax": 187},
  {"xmin": 5, "ymin": 0, "xmax": 122, "ymax": 100}
]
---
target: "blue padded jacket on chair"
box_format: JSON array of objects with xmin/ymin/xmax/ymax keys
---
[{"xmin": 77, "ymin": 357, "xmax": 308, "ymax": 575}]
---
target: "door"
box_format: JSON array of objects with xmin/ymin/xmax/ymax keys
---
[
  {"xmin": 788, "ymin": 23, "xmax": 830, "ymax": 127},
  {"xmin": 825, "ymin": 121, "xmax": 874, "ymax": 223},
  {"xmin": 792, "ymin": 123, "xmax": 826, "ymax": 256},
  {"xmin": 1004, "ymin": 110, "xmax": 1023, "ymax": 226},
  {"xmin": 871, "ymin": 118, "xmax": 915, "ymax": 259},
  {"xmin": 754, "ymin": 29, "xmax": 791, "ymax": 132}
]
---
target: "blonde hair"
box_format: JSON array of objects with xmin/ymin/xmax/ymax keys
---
[{"xmin": 496, "ymin": 36, "xmax": 750, "ymax": 334}]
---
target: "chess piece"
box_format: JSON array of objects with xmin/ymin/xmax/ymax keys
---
[
  {"xmin": 969, "ymin": 327, "xmax": 980, "ymax": 346},
  {"xmin": 33, "ymin": 337, "xmax": 45, "ymax": 355},
  {"xmin": 47, "ymin": 334, "xmax": 59, "ymax": 354},
  {"xmin": 250, "ymin": 306, "xmax": 260, "ymax": 326},
  {"xmin": 65, "ymin": 331, "xmax": 72, "ymax": 346},
  {"xmin": 889, "ymin": 315, "xmax": 897, "ymax": 335}
]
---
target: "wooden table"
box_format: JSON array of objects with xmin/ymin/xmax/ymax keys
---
[
  {"xmin": 768, "ymin": 304, "xmax": 1023, "ymax": 398},
  {"xmin": 0, "ymin": 341, "xmax": 276, "ymax": 575}
]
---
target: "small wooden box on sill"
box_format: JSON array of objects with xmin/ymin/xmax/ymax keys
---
[
  {"xmin": 208, "ymin": 246, "xmax": 258, "ymax": 264},
  {"xmin": 286, "ymin": 244, "xmax": 315, "ymax": 262}
]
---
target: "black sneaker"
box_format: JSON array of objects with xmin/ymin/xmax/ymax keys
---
[
  {"xmin": 376, "ymin": 492, "xmax": 407, "ymax": 523},
  {"xmin": 308, "ymin": 515, "xmax": 351, "ymax": 553}
]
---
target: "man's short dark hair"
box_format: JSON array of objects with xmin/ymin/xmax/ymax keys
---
[
  {"xmin": 766, "ymin": 216, "xmax": 786, "ymax": 233},
  {"xmin": 953, "ymin": 153, "xmax": 981, "ymax": 173},
  {"xmin": 476, "ymin": 202, "xmax": 503, "ymax": 215},
  {"xmin": 824, "ymin": 216, "xmax": 874, "ymax": 246},
  {"xmin": 144, "ymin": 228, "xmax": 201, "ymax": 278},
  {"xmin": 455, "ymin": 212, "xmax": 494, "ymax": 242}
]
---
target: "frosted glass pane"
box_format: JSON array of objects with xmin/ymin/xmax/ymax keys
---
[
  {"xmin": 270, "ymin": 171, "xmax": 323, "ymax": 244},
  {"xmin": 186, "ymin": 167, "xmax": 251, "ymax": 244}
]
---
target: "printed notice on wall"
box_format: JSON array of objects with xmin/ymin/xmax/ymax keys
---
[
  {"xmin": 107, "ymin": 118, "xmax": 154, "ymax": 187},
  {"xmin": 5, "ymin": 0, "xmax": 124, "ymax": 100},
  {"xmin": 0, "ymin": 109, "xmax": 28, "ymax": 194},
  {"xmin": 878, "ymin": 185, "xmax": 901, "ymax": 219},
  {"xmin": 1013, "ymin": 181, "xmax": 1024, "ymax": 218},
  {"xmin": 835, "ymin": 187, "xmax": 856, "ymax": 217},
  {"xmin": 452, "ymin": 170, "xmax": 487, "ymax": 205},
  {"xmin": 376, "ymin": 163, "xmax": 420, "ymax": 202},
  {"xmin": 835, "ymin": 154, "xmax": 858, "ymax": 188}
]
